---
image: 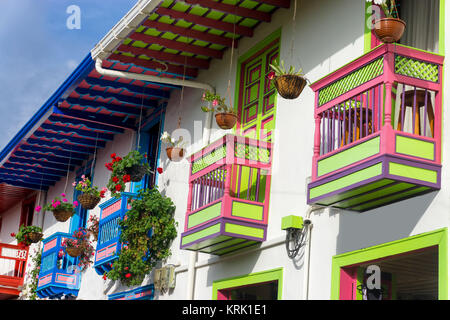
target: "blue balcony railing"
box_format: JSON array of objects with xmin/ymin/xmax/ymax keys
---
[
  {"xmin": 36, "ymin": 232, "xmax": 81, "ymax": 299},
  {"xmin": 94, "ymin": 192, "xmax": 136, "ymax": 275}
]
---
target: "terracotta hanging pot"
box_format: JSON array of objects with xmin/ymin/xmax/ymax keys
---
[
  {"xmin": 65, "ymin": 246, "xmax": 83, "ymax": 258},
  {"xmin": 77, "ymin": 193, "xmax": 101, "ymax": 210},
  {"xmin": 215, "ymin": 112, "xmax": 238, "ymax": 130},
  {"xmin": 166, "ymin": 147, "xmax": 184, "ymax": 162},
  {"xmin": 53, "ymin": 209, "xmax": 74, "ymax": 222},
  {"xmin": 28, "ymin": 232, "xmax": 44, "ymax": 244},
  {"xmin": 274, "ymin": 75, "xmax": 307, "ymax": 99},
  {"xmin": 373, "ymin": 18, "xmax": 406, "ymax": 44},
  {"xmin": 124, "ymin": 164, "xmax": 148, "ymax": 182}
]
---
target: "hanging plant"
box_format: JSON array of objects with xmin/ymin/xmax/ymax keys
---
[
  {"xmin": 12, "ymin": 225, "xmax": 43, "ymax": 247},
  {"xmin": 201, "ymin": 90, "xmax": 238, "ymax": 130},
  {"xmin": 105, "ymin": 188, "xmax": 178, "ymax": 286},
  {"xmin": 73, "ymin": 175, "xmax": 107, "ymax": 210},
  {"xmin": 86, "ymin": 215, "xmax": 99, "ymax": 241},
  {"xmin": 268, "ymin": 60, "xmax": 307, "ymax": 100},
  {"xmin": 61, "ymin": 228, "xmax": 94, "ymax": 271},
  {"xmin": 160, "ymin": 132, "xmax": 186, "ymax": 162},
  {"xmin": 43, "ymin": 194, "xmax": 78, "ymax": 222},
  {"xmin": 106, "ymin": 151, "xmax": 151, "ymax": 197},
  {"xmin": 367, "ymin": 0, "xmax": 405, "ymax": 43}
]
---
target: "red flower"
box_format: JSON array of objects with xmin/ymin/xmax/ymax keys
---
[
  {"xmin": 105, "ymin": 163, "xmax": 113, "ymax": 171},
  {"xmin": 157, "ymin": 167, "xmax": 163, "ymax": 174},
  {"xmin": 267, "ymin": 71, "xmax": 276, "ymax": 80},
  {"xmin": 103, "ymin": 274, "xmax": 107, "ymax": 280},
  {"xmin": 115, "ymin": 184, "xmax": 122, "ymax": 192},
  {"xmin": 124, "ymin": 267, "xmax": 128, "ymax": 270},
  {"xmin": 100, "ymin": 190, "xmax": 106, "ymax": 198},
  {"xmin": 123, "ymin": 175, "xmax": 131, "ymax": 183},
  {"xmin": 112, "ymin": 176, "xmax": 119, "ymax": 183},
  {"xmin": 10, "ymin": 233, "xmax": 16, "ymax": 237},
  {"xmin": 110, "ymin": 153, "xmax": 116, "ymax": 159},
  {"xmin": 125, "ymin": 273, "xmax": 132, "ymax": 278}
]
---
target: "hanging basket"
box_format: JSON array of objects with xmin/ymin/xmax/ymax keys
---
[
  {"xmin": 273, "ymin": 75, "xmax": 307, "ymax": 99},
  {"xmin": 125, "ymin": 164, "xmax": 148, "ymax": 182},
  {"xmin": 215, "ymin": 112, "xmax": 238, "ymax": 130},
  {"xmin": 166, "ymin": 147, "xmax": 184, "ymax": 162},
  {"xmin": 78, "ymin": 193, "xmax": 101, "ymax": 210},
  {"xmin": 65, "ymin": 246, "xmax": 83, "ymax": 258},
  {"xmin": 27, "ymin": 232, "xmax": 43, "ymax": 244},
  {"xmin": 373, "ymin": 18, "xmax": 406, "ymax": 44},
  {"xmin": 53, "ymin": 209, "xmax": 74, "ymax": 222}
]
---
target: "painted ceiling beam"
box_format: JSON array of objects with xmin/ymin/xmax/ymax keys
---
[
  {"xmin": 128, "ymin": 32, "xmax": 223, "ymax": 59},
  {"xmin": 0, "ymin": 169, "xmax": 59, "ymax": 183},
  {"xmin": 26, "ymin": 137, "xmax": 97, "ymax": 155},
  {"xmin": 117, "ymin": 44, "xmax": 210, "ymax": 69},
  {"xmin": 74, "ymin": 87, "xmax": 157, "ymax": 108},
  {"xmin": 64, "ymin": 97, "xmax": 149, "ymax": 118},
  {"xmin": 155, "ymin": 7, "xmax": 253, "ymax": 37},
  {"xmin": 0, "ymin": 174, "xmax": 54, "ymax": 187},
  {"xmin": 0, "ymin": 178, "xmax": 50, "ymax": 191},
  {"xmin": 53, "ymin": 106, "xmax": 137, "ymax": 130},
  {"xmin": 8, "ymin": 156, "xmax": 76, "ymax": 172},
  {"xmin": 143, "ymin": 20, "xmax": 237, "ymax": 48},
  {"xmin": 14, "ymin": 150, "xmax": 84, "ymax": 166},
  {"xmin": 48, "ymin": 114, "xmax": 125, "ymax": 135},
  {"xmin": 3, "ymin": 162, "xmax": 68, "ymax": 178},
  {"xmin": 19, "ymin": 144, "xmax": 89, "ymax": 161},
  {"xmin": 33, "ymin": 131, "xmax": 106, "ymax": 149},
  {"xmin": 253, "ymin": 0, "xmax": 290, "ymax": 8},
  {"xmin": 41, "ymin": 123, "xmax": 114, "ymax": 141},
  {"xmin": 184, "ymin": 0, "xmax": 271, "ymax": 22},
  {"xmin": 85, "ymin": 76, "xmax": 172, "ymax": 99}
]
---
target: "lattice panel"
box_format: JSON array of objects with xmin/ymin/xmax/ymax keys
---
[
  {"xmin": 191, "ymin": 146, "xmax": 227, "ymax": 174},
  {"xmin": 318, "ymin": 57, "xmax": 384, "ymax": 106},
  {"xmin": 234, "ymin": 143, "xmax": 271, "ymax": 163},
  {"xmin": 395, "ymin": 55, "xmax": 439, "ymax": 83}
]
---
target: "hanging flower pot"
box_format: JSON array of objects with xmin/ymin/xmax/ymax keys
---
[
  {"xmin": 53, "ymin": 210, "xmax": 75, "ymax": 222},
  {"xmin": 28, "ymin": 231, "xmax": 44, "ymax": 244},
  {"xmin": 77, "ymin": 193, "xmax": 101, "ymax": 210},
  {"xmin": 215, "ymin": 112, "xmax": 238, "ymax": 130},
  {"xmin": 65, "ymin": 246, "xmax": 83, "ymax": 258},
  {"xmin": 373, "ymin": 18, "xmax": 406, "ymax": 43},
  {"xmin": 124, "ymin": 164, "xmax": 148, "ymax": 182},
  {"xmin": 43, "ymin": 194, "xmax": 78, "ymax": 222},
  {"xmin": 13, "ymin": 225, "xmax": 44, "ymax": 246},
  {"xmin": 166, "ymin": 147, "xmax": 185, "ymax": 162},
  {"xmin": 273, "ymin": 74, "xmax": 308, "ymax": 100}
]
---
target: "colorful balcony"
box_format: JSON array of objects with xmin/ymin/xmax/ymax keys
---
[
  {"xmin": 180, "ymin": 134, "xmax": 272, "ymax": 255},
  {"xmin": 0, "ymin": 243, "xmax": 28, "ymax": 299},
  {"xmin": 94, "ymin": 192, "xmax": 136, "ymax": 275},
  {"xmin": 307, "ymin": 44, "xmax": 443, "ymax": 212},
  {"xmin": 36, "ymin": 233, "xmax": 81, "ymax": 299}
]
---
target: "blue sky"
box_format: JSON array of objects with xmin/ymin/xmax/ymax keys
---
[{"xmin": 0, "ymin": 0, "xmax": 137, "ymax": 150}]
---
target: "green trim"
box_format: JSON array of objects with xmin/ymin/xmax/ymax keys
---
[
  {"xmin": 231, "ymin": 201, "xmax": 263, "ymax": 221},
  {"xmin": 310, "ymin": 163, "xmax": 383, "ymax": 200},
  {"xmin": 364, "ymin": 1, "xmax": 372, "ymax": 54},
  {"xmin": 331, "ymin": 228, "xmax": 448, "ymax": 300},
  {"xmin": 317, "ymin": 137, "xmax": 380, "ymax": 177},
  {"xmin": 439, "ymin": 0, "xmax": 446, "ymax": 55},
  {"xmin": 389, "ymin": 162, "xmax": 437, "ymax": 184},
  {"xmin": 225, "ymin": 223, "xmax": 264, "ymax": 239},
  {"xmin": 181, "ymin": 223, "xmax": 221, "ymax": 246},
  {"xmin": 212, "ymin": 267, "xmax": 283, "ymax": 300},
  {"xmin": 395, "ymin": 135, "xmax": 435, "ymax": 161},
  {"xmin": 187, "ymin": 202, "xmax": 222, "ymax": 229},
  {"xmin": 281, "ymin": 215, "xmax": 304, "ymax": 230}
]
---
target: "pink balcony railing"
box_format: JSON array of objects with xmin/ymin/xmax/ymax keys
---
[
  {"xmin": 0, "ymin": 243, "xmax": 28, "ymax": 297},
  {"xmin": 308, "ymin": 44, "xmax": 443, "ymax": 212}
]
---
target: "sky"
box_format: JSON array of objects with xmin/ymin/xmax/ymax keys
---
[{"xmin": 0, "ymin": 0, "xmax": 138, "ymax": 150}]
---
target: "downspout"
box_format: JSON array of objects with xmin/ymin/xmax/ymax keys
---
[{"xmin": 95, "ymin": 57, "xmax": 215, "ymax": 300}]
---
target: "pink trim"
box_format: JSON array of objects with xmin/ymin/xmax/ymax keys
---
[
  {"xmin": 224, "ymin": 198, "xmax": 267, "ymax": 224},
  {"xmin": 339, "ymin": 267, "xmax": 357, "ymax": 300},
  {"xmin": 55, "ymin": 273, "xmax": 76, "ymax": 285},
  {"xmin": 101, "ymin": 200, "xmax": 122, "ymax": 220},
  {"xmin": 184, "ymin": 198, "xmax": 224, "ymax": 231},
  {"xmin": 38, "ymin": 274, "xmax": 52, "ymax": 287},
  {"xmin": 95, "ymin": 243, "xmax": 117, "ymax": 262},
  {"xmin": 43, "ymin": 239, "xmax": 57, "ymax": 252}
]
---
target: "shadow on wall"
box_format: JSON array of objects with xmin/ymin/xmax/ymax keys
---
[{"xmin": 335, "ymin": 191, "xmax": 438, "ymax": 255}]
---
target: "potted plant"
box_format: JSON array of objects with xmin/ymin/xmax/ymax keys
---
[
  {"xmin": 86, "ymin": 215, "xmax": 99, "ymax": 241},
  {"xmin": 201, "ymin": 91, "xmax": 238, "ymax": 130},
  {"xmin": 268, "ymin": 60, "xmax": 307, "ymax": 100},
  {"xmin": 106, "ymin": 151, "xmax": 150, "ymax": 196},
  {"xmin": 43, "ymin": 194, "xmax": 79, "ymax": 222},
  {"xmin": 105, "ymin": 188, "xmax": 177, "ymax": 286},
  {"xmin": 12, "ymin": 225, "xmax": 43, "ymax": 246},
  {"xmin": 73, "ymin": 175, "xmax": 107, "ymax": 210},
  {"xmin": 61, "ymin": 228, "xmax": 94, "ymax": 271},
  {"xmin": 160, "ymin": 132, "xmax": 186, "ymax": 162},
  {"xmin": 368, "ymin": 0, "xmax": 405, "ymax": 43}
]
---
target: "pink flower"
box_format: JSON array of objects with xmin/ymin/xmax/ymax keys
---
[
  {"xmin": 52, "ymin": 203, "xmax": 58, "ymax": 208},
  {"xmin": 81, "ymin": 175, "xmax": 85, "ymax": 180},
  {"xmin": 72, "ymin": 182, "xmax": 77, "ymax": 187},
  {"xmin": 267, "ymin": 71, "xmax": 276, "ymax": 80},
  {"xmin": 63, "ymin": 198, "xmax": 68, "ymax": 202},
  {"xmin": 35, "ymin": 206, "xmax": 41, "ymax": 212},
  {"xmin": 73, "ymin": 201, "xmax": 79, "ymax": 208},
  {"xmin": 61, "ymin": 193, "xmax": 66, "ymax": 198},
  {"xmin": 55, "ymin": 201, "xmax": 61, "ymax": 207},
  {"xmin": 212, "ymin": 99, "xmax": 219, "ymax": 106}
]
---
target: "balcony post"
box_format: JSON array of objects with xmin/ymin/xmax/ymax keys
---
[
  {"xmin": 312, "ymin": 114, "xmax": 322, "ymax": 180},
  {"xmin": 381, "ymin": 49, "xmax": 395, "ymax": 154}
]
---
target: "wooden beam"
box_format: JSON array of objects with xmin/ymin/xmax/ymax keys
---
[
  {"xmin": 129, "ymin": 32, "xmax": 223, "ymax": 59},
  {"xmin": 74, "ymin": 87, "xmax": 157, "ymax": 108},
  {"xmin": 48, "ymin": 114, "xmax": 125, "ymax": 135},
  {"xmin": 33, "ymin": 131, "xmax": 106, "ymax": 149},
  {"xmin": 14, "ymin": 150, "xmax": 84, "ymax": 166},
  {"xmin": 117, "ymin": 44, "xmax": 210, "ymax": 69},
  {"xmin": 143, "ymin": 20, "xmax": 237, "ymax": 48},
  {"xmin": 65, "ymin": 97, "xmax": 151, "ymax": 117},
  {"xmin": 156, "ymin": 7, "xmax": 253, "ymax": 37},
  {"xmin": 252, "ymin": 0, "xmax": 290, "ymax": 8},
  {"xmin": 184, "ymin": 0, "xmax": 271, "ymax": 22},
  {"xmin": 41, "ymin": 123, "xmax": 114, "ymax": 141},
  {"xmin": 19, "ymin": 144, "xmax": 90, "ymax": 161}
]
